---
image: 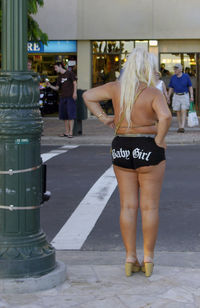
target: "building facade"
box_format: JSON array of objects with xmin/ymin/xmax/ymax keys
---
[{"xmin": 34, "ymin": 0, "xmax": 200, "ymax": 109}]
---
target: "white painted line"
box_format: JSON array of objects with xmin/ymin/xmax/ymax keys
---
[
  {"xmin": 41, "ymin": 151, "xmax": 68, "ymax": 163},
  {"xmin": 48, "ymin": 150, "xmax": 67, "ymax": 154},
  {"xmin": 61, "ymin": 145, "xmax": 79, "ymax": 149},
  {"xmin": 41, "ymin": 145, "xmax": 79, "ymax": 162},
  {"xmin": 51, "ymin": 165, "xmax": 117, "ymax": 250}
]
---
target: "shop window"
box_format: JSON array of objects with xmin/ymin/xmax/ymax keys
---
[
  {"xmin": 92, "ymin": 40, "xmax": 152, "ymax": 87},
  {"xmin": 183, "ymin": 54, "xmax": 196, "ymax": 77},
  {"xmin": 92, "ymin": 54, "xmax": 120, "ymax": 87},
  {"xmin": 160, "ymin": 53, "xmax": 196, "ymax": 77},
  {"xmin": 120, "ymin": 41, "xmax": 135, "ymax": 68},
  {"xmin": 43, "ymin": 56, "xmax": 55, "ymax": 62},
  {"xmin": 28, "ymin": 54, "xmax": 77, "ymax": 82},
  {"xmin": 106, "ymin": 41, "xmax": 120, "ymax": 53},
  {"xmin": 92, "ymin": 40, "xmax": 136, "ymax": 87},
  {"xmin": 92, "ymin": 40, "xmax": 152, "ymax": 113},
  {"xmin": 135, "ymin": 40, "xmax": 148, "ymax": 50},
  {"xmin": 121, "ymin": 54, "xmax": 128, "ymax": 68},
  {"xmin": 93, "ymin": 41, "xmax": 106, "ymax": 53},
  {"xmin": 121, "ymin": 41, "xmax": 134, "ymax": 55}
]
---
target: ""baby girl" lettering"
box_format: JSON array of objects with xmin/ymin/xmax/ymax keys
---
[
  {"xmin": 132, "ymin": 148, "xmax": 152, "ymax": 161},
  {"xmin": 112, "ymin": 148, "xmax": 130, "ymax": 160}
]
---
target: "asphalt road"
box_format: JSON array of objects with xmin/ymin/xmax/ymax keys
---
[{"xmin": 41, "ymin": 144, "xmax": 200, "ymax": 252}]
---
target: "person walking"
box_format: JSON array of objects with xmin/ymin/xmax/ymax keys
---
[
  {"xmin": 160, "ymin": 63, "xmax": 169, "ymax": 77},
  {"xmin": 46, "ymin": 62, "xmax": 77, "ymax": 138},
  {"xmin": 155, "ymin": 71, "xmax": 168, "ymax": 103},
  {"xmin": 83, "ymin": 48, "xmax": 172, "ymax": 277},
  {"xmin": 168, "ymin": 63, "xmax": 194, "ymax": 133}
]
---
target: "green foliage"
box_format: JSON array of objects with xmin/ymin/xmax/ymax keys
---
[
  {"xmin": 0, "ymin": 0, "xmax": 48, "ymax": 45},
  {"xmin": 28, "ymin": 0, "xmax": 48, "ymax": 44},
  {"xmin": 28, "ymin": 15, "xmax": 48, "ymax": 45},
  {"xmin": 28, "ymin": 0, "xmax": 45, "ymax": 15}
]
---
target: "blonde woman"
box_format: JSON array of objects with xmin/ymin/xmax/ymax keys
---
[{"xmin": 83, "ymin": 48, "xmax": 172, "ymax": 277}]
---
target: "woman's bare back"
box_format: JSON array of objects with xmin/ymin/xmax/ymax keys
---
[{"xmin": 111, "ymin": 81, "xmax": 167, "ymax": 135}]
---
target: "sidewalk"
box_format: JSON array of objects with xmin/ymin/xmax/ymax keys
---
[
  {"xmin": 8, "ymin": 116, "xmax": 198, "ymax": 307},
  {"xmin": 41, "ymin": 116, "xmax": 200, "ymax": 145},
  {"xmin": 1, "ymin": 251, "xmax": 200, "ymax": 307}
]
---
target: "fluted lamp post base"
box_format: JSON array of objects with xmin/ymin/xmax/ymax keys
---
[{"xmin": 0, "ymin": 1, "xmax": 57, "ymax": 278}]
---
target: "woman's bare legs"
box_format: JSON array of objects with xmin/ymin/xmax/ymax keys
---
[
  {"xmin": 138, "ymin": 161, "xmax": 166, "ymax": 262},
  {"xmin": 113, "ymin": 165, "xmax": 139, "ymax": 263}
]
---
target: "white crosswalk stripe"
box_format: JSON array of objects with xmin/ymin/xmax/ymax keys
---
[
  {"xmin": 51, "ymin": 165, "xmax": 117, "ymax": 250},
  {"xmin": 41, "ymin": 145, "xmax": 117, "ymax": 250},
  {"xmin": 41, "ymin": 151, "xmax": 68, "ymax": 163},
  {"xmin": 61, "ymin": 145, "xmax": 79, "ymax": 149},
  {"xmin": 41, "ymin": 146, "xmax": 79, "ymax": 162}
]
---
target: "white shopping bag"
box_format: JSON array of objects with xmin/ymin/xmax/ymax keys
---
[{"xmin": 187, "ymin": 111, "xmax": 199, "ymax": 127}]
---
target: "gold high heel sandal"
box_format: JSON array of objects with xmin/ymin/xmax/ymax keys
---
[
  {"xmin": 141, "ymin": 262, "xmax": 154, "ymax": 277},
  {"xmin": 125, "ymin": 261, "xmax": 141, "ymax": 277},
  {"xmin": 141, "ymin": 257, "xmax": 154, "ymax": 277}
]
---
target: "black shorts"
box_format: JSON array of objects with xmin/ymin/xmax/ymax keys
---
[{"xmin": 111, "ymin": 136, "xmax": 165, "ymax": 170}]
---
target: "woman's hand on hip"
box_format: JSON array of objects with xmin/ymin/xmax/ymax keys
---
[
  {"xmin": 102, "ymin": 116, "xmax": 115, "ymax": 129},
  {"xmin": 154, "ymin": 136, "xmax": 166, "ymax": 149}
]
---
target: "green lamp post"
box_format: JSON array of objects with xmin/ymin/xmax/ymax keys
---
[{"xmin": 0, "ymin": 0, "xmax": 56, "ymax": 278}]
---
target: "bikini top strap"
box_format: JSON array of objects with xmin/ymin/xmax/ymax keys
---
[{"xmin": 115, "ymin": 86, "xmax": 147, "ymax": 135}]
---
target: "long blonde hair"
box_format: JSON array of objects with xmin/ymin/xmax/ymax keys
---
[{"xmin": 120, "ymin": 48, "xmax": 157, "ymax": 126}]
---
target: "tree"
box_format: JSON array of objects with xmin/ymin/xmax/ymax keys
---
[
  {"xmin": 0, "ymin": 0, "xmax": 48, "ymax": 45},
  {"xmin": 28, "ymin": 0, "xmax": 48, "ymax": 45}
]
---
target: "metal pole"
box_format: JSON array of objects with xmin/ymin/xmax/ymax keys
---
[{"xmin": 0, "ymin": 0, "xmax": 55, "ymax": 278}]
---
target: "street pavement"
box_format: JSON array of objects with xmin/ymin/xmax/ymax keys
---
[{"xmin": 1, "ymin": 117, "xmax": 200, "ymax": 307}]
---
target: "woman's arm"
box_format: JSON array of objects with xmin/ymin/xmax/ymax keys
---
[
  {"xmin": 168, "ymin": 87, "xmax": 173, "ymax": 102},
  {"xmin": 152, "ymin": 92, "xmax": 172, "ymax": 148},
  {"xmin": 83, "ymin": 82, "xmax": 115, "ymax": 128},
  {"xmin": 162, "ymin": 81, "xmax": 169, "ymax": 104}
]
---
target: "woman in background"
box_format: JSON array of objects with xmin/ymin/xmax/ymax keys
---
[
  {"xmin": 155, "ymin": 71, "xmax": 169, "ymax": 103},
  {"xmin": 83, "ymin": 48, "xmax": 171, "ymax": 277}
]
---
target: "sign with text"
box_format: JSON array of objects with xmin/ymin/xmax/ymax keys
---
[{"xmin": 28, "ymin": 41, "xmax": 77, "ymax": 53}]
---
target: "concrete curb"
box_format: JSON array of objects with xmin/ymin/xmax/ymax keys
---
[
  {"xmin": 0, "ymin": 260, "xmax": 67, "ymax": 294},
  {"xmin": 41, "ymin": 117, "xmax": 200, "ymax": 146},
  {"xmin": 41, "ymin": 134, "xmax": 200, "ymax": 146}
]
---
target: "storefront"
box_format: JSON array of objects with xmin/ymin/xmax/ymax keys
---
[
  {"xmin": 91, "ymin": 40, "xmax": 200, "ymax": 111},
  {"xmin": 28, "ymin": 40, "xmax": 77, "ymax": 82},
  {"xmin": 92, "ymin": 40, "xmax": 158, "ymax": 87},
  {"xmin": 26, "ymin": 38, "xmax": 200, "ymax": 113},
  {"xmin": 27, "ymin": 40, "xmax": 77, "ymax": 115},
  {"xmin": 91, "ymin": 40, "xmax": 158, "ymax": 114}
]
